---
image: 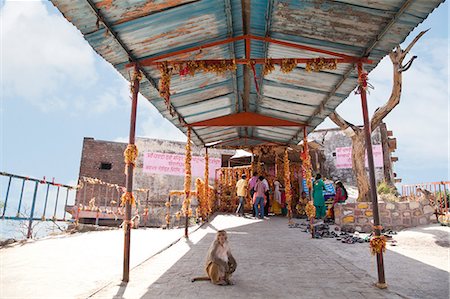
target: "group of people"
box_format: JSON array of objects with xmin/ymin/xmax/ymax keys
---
[
  {"xmin": 235, "ymin": 172, "xmax": 270, "ymax": 219},
  {"xmin": 312, "ymin": 174, "xmax": 348, "ymax": 219},
  {"xmin": 235, "ymin": 171, "xmax": 348, "ymax": 220}
]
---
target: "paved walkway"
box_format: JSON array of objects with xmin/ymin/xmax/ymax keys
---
[
  {"xmin": 91, "ymin": 215, "xmax": 404, "ymax": 299},
  {"xmin": 0, "ymin": 225, "xmax": 199, "ymax": 299}
]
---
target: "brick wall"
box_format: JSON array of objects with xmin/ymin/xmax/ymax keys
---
[{"xmin": 75, "ymin": 137, "xmax": 127, "ymax": 206}]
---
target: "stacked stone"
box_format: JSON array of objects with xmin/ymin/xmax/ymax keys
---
[{"xmin": 335, "ymin": 198, "xmax": 435, "ymax": 232}]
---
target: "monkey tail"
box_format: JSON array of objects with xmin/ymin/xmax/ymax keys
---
[{"xmin": 191, "ymin": 277, "xmax": 210, "ymax": 283}]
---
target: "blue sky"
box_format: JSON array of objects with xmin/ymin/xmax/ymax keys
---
[{"xmin": 0, "ymin": 0, "xmax": 448, "ymax": 191}]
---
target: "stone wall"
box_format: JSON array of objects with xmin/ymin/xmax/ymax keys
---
[{"xmin": 335, "ymin": 198, "xmax": 436, "ymax": 232}]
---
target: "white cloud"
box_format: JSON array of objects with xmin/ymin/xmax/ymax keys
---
[
  {"xmin": 1, "ymin": 1, "xmax": 97, "ymax": 111},
  {"xmin": 137, "ymin": 95, "xmax": 187, "ymax": 142}
]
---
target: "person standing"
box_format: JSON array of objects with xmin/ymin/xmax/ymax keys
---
[
  {"xmin": 273, "ymin": 179, "xmax": 282, "ymax": 205},
  {"xmin": 262, "ymin": 176, "xmax": 270, "ymax": 216},
  {"xmin": 312, "ymin": 174, "xmax": 326, "ymax": 219},
  {"xmin": 248, "ymin": 172, "xmax": 258, "ymax": 217},
  {"xmin": 253, "ymin": 176, "xmax": 267, "ymax": 219},
  {"xmin": 235, "ymin": 174, "xmax": 248, "ymax": 217}
]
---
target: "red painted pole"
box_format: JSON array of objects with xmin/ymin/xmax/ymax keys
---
[
  {"xmin": 357, "ymin": 63, "xmax": 386, "ymax": 288},
  {"xmin": 123, "ymin": 66, "xmax": 140, "ymax": 282}
]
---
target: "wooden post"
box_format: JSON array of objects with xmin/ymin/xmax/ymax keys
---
[
  {"xmin": 357, "ymin": 63, "xmax": 386, "ymax": 288},
  {"xmin": 123, "ymin": 66, "xmax": 141, "ymax": 282}
]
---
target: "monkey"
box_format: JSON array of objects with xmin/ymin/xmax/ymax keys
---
[{"xmin": 191, "ymin": 230, "xmax": 237, "ymax": 285}]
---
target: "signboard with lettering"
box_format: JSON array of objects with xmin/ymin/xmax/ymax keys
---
[
  {"xmin": 335, "ymin": 145, "xmax": 383, "ymax": 169},
  {"xmin": 143, "ymin": 152, "xmax": 221, "ymax": 178}
]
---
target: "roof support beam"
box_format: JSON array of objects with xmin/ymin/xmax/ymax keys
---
[
  {"xmin": 224, "ymin": 0, "xmax": 240, "ymax": 114},
  {"xmin": 187, "ymin": 111, "xmax": 305, "ymax": 127},
  {"xmin": 128, "ymin": 35, "xmax": 371, "ymax": 67},
  {"xmin": 84, "ymin": 0, "xmax": 205, "ymax": 145},
  {"xmin": 242, "ymin": 0, "xmax": 251, "ymax": 114}
]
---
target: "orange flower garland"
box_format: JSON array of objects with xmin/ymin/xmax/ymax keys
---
[
  {"xmin": 284, "ymin": 149, "xmax": 293, "ymax": 219},
  {"xmin": 305, "ymin": 57, "xmax": 338, "ymax": 72},
  {"xmin": 369, "ymin": 236, "xmax": 387, "ymax": 255},
  {"xmin": 183, "ymin": 128, "xmax": 192, "ymax": 219}
]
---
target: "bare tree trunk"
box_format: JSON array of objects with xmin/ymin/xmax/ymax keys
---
[{"xmin": 352, "ymin": 131, "xmax": 370, "ymax": 201}]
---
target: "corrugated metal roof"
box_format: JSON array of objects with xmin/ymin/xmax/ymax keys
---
[{"xmin": 51, "ymin": 0, "xmax": 444, "ymax": 147}]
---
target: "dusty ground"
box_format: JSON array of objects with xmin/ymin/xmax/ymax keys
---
[{"xmin": 1, "ymin": 215, "xmax": 448, "ymax": 299}]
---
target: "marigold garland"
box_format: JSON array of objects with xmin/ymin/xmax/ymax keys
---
[
  {"xmin": 183, "ymin": 127, "xmax": 192, "ymax": 218},
  {"xmin": 305, "ymin": 201, "xmax": 316, "ymax": 219},
  {"xmin": 158, "ymin": 61, "xmax": 172, "ymax": 112},
  {"xmin": 355, "ymin": 71, "xmax": 374, "ymax": 94},
  {"xmin": 263, "ymin": 58, "xmax": 275, "ymax": 76},
  {"xmin": 204, "ymin": 150, "xmax": 210, "ymax": 215},
  {"xmin": 130, "ymin": 69, "xmax": 143, "ymax": 94},
  {"xmin": 120, "ymin": 192, "xmax": 136, "ymax": 207},
  {"xmin": 284, "ymin": 149, "xmax": 293, "ymax": 219},
  {"xmin": 369, "ymin": 235, "xmax": 387, "ymax": 255},
  {"xmin": 305, "ymin": 57, "xmax": 338, "ymax": 72},
  {"xmin": 302, "ymin": 136, "xmax": 313, "ymax": 190},
  {"xmin": 280, "ymin": 58, "xmax": 298, "ymax": 73},
  {"xmin": 124, "ymin": 144, "xmax": 138, "ymax": 166}
]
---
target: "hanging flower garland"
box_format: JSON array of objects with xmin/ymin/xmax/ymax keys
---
[
  {"xmin": 158, "ymin": 61, "xmax": 173, "ymax": 112},
  {"xmin": 204, "ymin": 149, "xmax": 210, "ymax": 216},
  {"xmin": 305, "ymin": 201, "xmax": 316, "ymax": 219},
  {"xmin": 369, "ymin": 235, "xmax": 387, "ymax": 255},
  {"xmin": 284, "ymin": 149, "xmax": 293, "ymax": 220},
  {"xmin": 182, "ymin": 127, "xmax": 192, "ymax": 219},
  {"xmin": 280, "ymin": 58, "xmax": 298, "ymax": 73},
  {"xmin": 263, "ymin": 58, "xmax": 275, "ymax": 76},
  {"xmin": 305, "ymin": 58, "xmax": 338, "ymax": 72},
  {"xmin": 302, "ymin": 137, "xmax": 313, "ymax": 191},
  {"xmin": 120, "ymin": 191, "xmax": 136, "ymax": 207}
]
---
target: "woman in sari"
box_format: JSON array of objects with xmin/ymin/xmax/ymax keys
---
[{"xmin": 312, "ymin": 174, "xmax": 326, "ymax": 219}]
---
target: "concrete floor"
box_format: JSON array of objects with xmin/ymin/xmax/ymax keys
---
[{"xmin": 1, "ymin": 215, "xmax": 448, "ymax": 299}]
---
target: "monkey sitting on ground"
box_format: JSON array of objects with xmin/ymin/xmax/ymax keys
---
[{"xmin": 191, "ymin": 230, "xmax": 237, "ymax": 285}]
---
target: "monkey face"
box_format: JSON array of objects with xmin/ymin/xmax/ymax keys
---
[{"xmin": 217, "ymin": 233, "xmax": 227, "ymax": 245}]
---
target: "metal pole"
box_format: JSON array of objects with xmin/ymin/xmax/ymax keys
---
[
  {"xmin": 42, "ymin": 184, "xmax": 50, "ymax": 220},
  {"xmin": 27, "ymin": 181, "xmax": 39, "ymax": 239},
  {"xmin": 53, "ymin": 186, "xmax": 60, "ymax": 220},
  {"xmin": 2, "ymin": 176, "xmax": 12, "ymax": 217},
  {"xmin": 63, "ymin": 188, "xmax": 70, "ymax": 221},
  {"xmin": 357, "ymin": 63, "xmax": 386, "ymax": 288},
  {"xmin": 123, "ymin": 66, "xmax": 140, "ymax": 283},
  {"xmin": 17, "ymin": 179, "xmax": 26, "ymax": 217}
]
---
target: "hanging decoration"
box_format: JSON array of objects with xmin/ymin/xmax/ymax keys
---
[
  {"xmin": 120, "ymin": 192, "xmax": 136, "ymax": 207},
  {"xmin": 158, "ymin": 61, "xmax": 173, "ymax": 114},
  {"xmin": 124, "ymin": 144, "xmax": 138, "ymax": 174},
  {"xmin": 284, "ymin": 149, "xmax": 293, "ymax": 220},
  {"xmin": 280, "ymin": 58, "xmax": 298, "ymax": 73},
  {"xmin": 355, "ymin": 70, "xmax": 374, "ymax": 94},
  {"xmin": 182, "ymin": 127, "xmax": 192, "ymax": 219},
  {"xmin": 369, "ymin": 235, "xmax": 387, "ymax": 255},
  {"xmin": 262, "ymin": 58, "xmax": 275, "ymax": 76},
  {"xmin": 257, "ymin": 155, "xmax": 262, "ymax": 175},
  {"xmin": 302, "ymin": 137, "xmax": 313, "ymax": 191},
  {"xmin": 204, "ymin": 148, "xmax": 210, "ymax": 215},
  {"xmin": 305, "ymin": 201, "xmax": 316, "ymax": 219},
  {"xmin": 305, "ymin": 58, "xmax": 338, "ymax": 72}
]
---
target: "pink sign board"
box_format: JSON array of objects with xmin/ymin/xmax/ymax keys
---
[
  {"xmin": 143, "ymin": 152, "xmax": 221, "ymax": 178},
  {"xmin": 335, "ymin": 145, "xmax": 383, "ymax": 169}
]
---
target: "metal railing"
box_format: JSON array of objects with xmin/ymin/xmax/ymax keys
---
[
  {"xmin": 1, "ymin": 171, "xmax": 77, "ymax": 238},
  {"xmin": 401, "ymin": 181, "xmax": 449, "ymax": 213}
]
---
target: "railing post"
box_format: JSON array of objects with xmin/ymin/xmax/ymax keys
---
[
  {"xmin": 2, "ymin": 176, "xmax": 12, "ymax": 217},
  {"xmin": 27, "ymin": 181, "xmax": 39, "ymax": 239},
  {"xmin": 17, "ymin": 179, "xmax": 26, "ymax": 217}
]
